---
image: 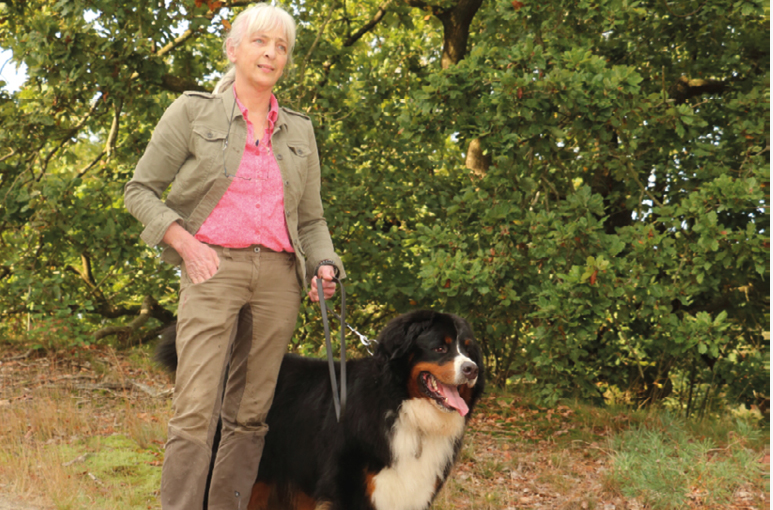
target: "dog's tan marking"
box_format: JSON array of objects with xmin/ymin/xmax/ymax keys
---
[
  {"xmin": 409, "ymin": 361, "xmax": 457, "ymax": 399},
  {"xmin": 248, "ymin": 481, "xmax": 272, "ymax": 510},
  {"xmin": 364, "ymin": 469, "xmax": 378, "ymax": 499},
  {"xmin": 411, "ymin": 361, "xmax": 458, "ymax": 386},
  {"xmin": 294, "ymin": 491, "xmax": 318, "ymax": 510}
]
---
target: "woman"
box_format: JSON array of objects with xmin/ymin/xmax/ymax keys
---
[{"xmin": 124, "ymin": 4, "xmax": 345, "ymax": 509}]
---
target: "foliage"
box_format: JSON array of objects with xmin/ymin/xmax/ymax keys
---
[{"xmin": 0, "ymin": 0, "xmax": 768, "ymax": 410}]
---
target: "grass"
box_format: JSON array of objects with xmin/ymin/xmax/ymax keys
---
[
  {"xmin": 0, "ymin": 342, "xmax": 768, "ymax": 509},
  {"xmin": 606, "ymin": 413, "xmax": 768, "ymax": 509},
  {"xmin": 432, "ymin": 387, "xmax": 769, "ymax": 509},
  {"xmin": 0, "ymin": 385, "xmax": 169, "ymax": 510},
  {"xmin": 0, "ymin": 343, "xmax": 171, "ymax": 510}
]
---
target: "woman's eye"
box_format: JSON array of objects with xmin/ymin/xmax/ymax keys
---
[{"xmin": 277, "ymin": 45, "xmax": 287, "ymax": 55}]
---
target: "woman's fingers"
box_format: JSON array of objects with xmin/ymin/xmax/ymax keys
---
[{"xmin": 181, "ymin": 240, "xmax": 220, "ymax": 284}]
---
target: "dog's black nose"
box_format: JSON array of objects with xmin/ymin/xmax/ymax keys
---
[{"xmin": 461, "ymin": 361, "xmax": 478, "ymax": 380}]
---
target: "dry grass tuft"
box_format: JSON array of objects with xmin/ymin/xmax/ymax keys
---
[{"xmin": 0, "ymin": 344, "xmax": 172, "ymax": 510}]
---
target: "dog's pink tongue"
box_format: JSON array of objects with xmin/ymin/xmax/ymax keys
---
[{"xmin": 439, "ymin": 383, "xmax": 469, "ymax": 416}]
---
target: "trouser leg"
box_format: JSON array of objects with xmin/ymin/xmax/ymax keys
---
[
  {"xmin": 207, "ymin": 252, "xmax": 301, "ymax": 510},
  {"xmin": 161, "ymin": 256, "xmax": 247, "ymax": 510}
]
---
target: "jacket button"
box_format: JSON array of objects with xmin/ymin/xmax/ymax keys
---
[
  {"xmin": 207, "ymin": 132, "xmax": 214, "ymax": 139},
  {"xmin": 276, "ymin": 154, "xmax": 283, "ymax": 160}
]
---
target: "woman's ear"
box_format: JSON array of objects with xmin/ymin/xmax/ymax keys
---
[{"xmin": 225, "ymin": 39, "xmax": 237, "ymax": 63}]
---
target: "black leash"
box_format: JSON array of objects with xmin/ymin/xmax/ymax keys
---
[{"xmin": 317, "ymin": 276, "xmax": 347, "ymax": 422}]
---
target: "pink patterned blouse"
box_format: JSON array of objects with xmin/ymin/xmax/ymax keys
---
[{"xmin": 195, "ymin": 91, "xmax": 294, "ymax": 253}]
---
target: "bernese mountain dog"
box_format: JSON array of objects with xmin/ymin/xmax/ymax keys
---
[{"xmin": 156, "ymin": 309, "xmax": 485, "ymax": 510}]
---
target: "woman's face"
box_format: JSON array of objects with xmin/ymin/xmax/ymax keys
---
[{"xmin": 228, "ymin": 23, "xmax": 289, "ymax": 93}]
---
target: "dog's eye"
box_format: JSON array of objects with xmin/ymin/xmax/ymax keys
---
[{"xmin": 433, "ymin": 346, "xmax": 448, "ymax": 353}]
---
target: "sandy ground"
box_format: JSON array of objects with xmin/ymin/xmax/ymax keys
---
[{"xmin": 0, "ymin": 494, "xmax": 46, "ymax": 510}]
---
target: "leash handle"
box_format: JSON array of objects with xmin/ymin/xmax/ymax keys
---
[{"xmin": 317, "ymin": 275, "xmax": 346, "ymax": 422}]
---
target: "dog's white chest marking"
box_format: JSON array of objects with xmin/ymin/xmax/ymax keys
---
[{"xmin": 370, "ymin": 399, "xmax": 465, "ymax": 510}]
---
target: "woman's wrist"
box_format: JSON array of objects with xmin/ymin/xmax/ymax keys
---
[
  {"xmin": 163, "ymin": 222, "xmax": 198, "ymax": 256},
  {"xmin": 315, "ymin": 260, "xmax": 339, "ymax": 278}
]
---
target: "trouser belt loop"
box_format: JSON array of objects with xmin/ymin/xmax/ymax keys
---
[{"xmin": 222, "ymin": 247, "xmax": 232, "ymax": 259}]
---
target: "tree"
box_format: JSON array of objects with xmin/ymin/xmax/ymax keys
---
[{"xmin": 0, "ymin": 0, "xmax": 768, "ymax": 412}]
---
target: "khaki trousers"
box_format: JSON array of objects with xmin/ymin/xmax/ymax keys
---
[{"xmin": 161, "ymin": 245, "xmax": 301, "ymax": 510}]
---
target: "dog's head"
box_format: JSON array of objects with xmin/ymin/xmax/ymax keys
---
[{"xmin": 374, "ymin": 310, "xmax": 485, "ymax": 417}]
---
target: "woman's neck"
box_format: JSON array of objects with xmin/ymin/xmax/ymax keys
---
[{"xmin": 233, "ymin": 80, "xmax": 272, "ymax": 120}]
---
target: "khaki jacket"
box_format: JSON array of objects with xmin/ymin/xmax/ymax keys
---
[{"xmin": 124, "ymin": 88, "xmax": 345, "ymax": 288}]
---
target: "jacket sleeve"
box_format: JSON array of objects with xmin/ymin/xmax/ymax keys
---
[
  {"xmin": 124, "ymin": 95, "xmax": 193, "ymax": 248},
  {"xmin": 296, "ymin": 119, "xmax": 346, "ymax": 282}
]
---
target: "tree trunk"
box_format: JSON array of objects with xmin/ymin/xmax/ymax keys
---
[{"xmin": 465, "ymin": 137, "xmax": 491, "ymax": 176}]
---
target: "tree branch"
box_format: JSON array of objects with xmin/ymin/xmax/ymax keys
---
[
  {"xmin": 312, "ymin": 1, "xmax": 396, "ymax": 104},
  {"xmin": 156, "ymin": 28, "xmax": 198, "ymax": 58},
  {"xmin": 297, "ymin": 1, "xmax": 339, "ymax": 87},
  {"xmin": 33, "ymin": 94, "xmax": 103, "ymax": 183},
  {"xmin": 93, "ymin": 295, "xmax": 155, "ymax": 342},
  {"xmin": 670, "ymin": 75, "xmax": 727, "ymax": 104},
  {"xmin": 130, "ymin": 23, "xmax": 209, "ymax": 92},
  {"xmin": 75, "ymin": 150, "xmax": 107, "ymax": 180},
  {"xmin": 81, "ymin": 252, "xmax": 95, "ymax": 287},
  {"xmin": 160, "ymin": 74, "xmax": 210, "ymax": 93},
  {"xmin": 404, "ymin": 0, "xmax": 430, "ymax": 8},
  {"xmin": 344, "ymin": 0, "xmax": 394, "ymax": 47},
  {"xmin": 91, "ymin": 295, "xmax": 175, "ymax": 345},
  {"xmin": 436, "ymin": 0, "xmax": 484, "ymax": 69},
  {"xmin": 0, "ymin": 148, "xmax": 15, "ymax": 163},
  {"xmin": 67, "ymin": 253, "xmax": 115, "ymax": 314},
  {"xmin": 104, "ymin": 98, "xmax": 122, "ymax": 158},
  {"xmin": 405, "ymin": 0, "xmax": 484, "ymax": 67}
]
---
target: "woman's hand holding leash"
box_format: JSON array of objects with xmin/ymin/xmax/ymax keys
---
[{"xmin": 309, "ymin": 265, "xmax": 337, "ymax": 302}]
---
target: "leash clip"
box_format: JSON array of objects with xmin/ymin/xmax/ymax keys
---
[
  {"xmin": 325, "ymin": 310, "xmax": 376, "ymax": 355},
  {"xmin": 317, "ymin": 276, "xmax": 347, "ymax": 422}
]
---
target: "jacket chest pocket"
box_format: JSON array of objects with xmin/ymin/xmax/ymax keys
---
[
  {"xmin": 167, "ymin": 126, "xmax": 228, "ymax": 203},
  {"xmin": 281, "ymin": 141, "xmax": 310, "ymax": 204},
  {"xmin": 191, "ymin": 125, "xmax": 228, "ymax": 176}
]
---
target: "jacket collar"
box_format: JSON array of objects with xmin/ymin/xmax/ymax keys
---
[
  {"xmin": 275, "ymin": 104, "xmax": 289, "ymax": 131},
  {"xmin": 221, "ymin": 84, "xmax": 241, "ymax": 121},
  {"xmin": 221, "ymin": 84, "xmax": 288, "ymax": 132}
]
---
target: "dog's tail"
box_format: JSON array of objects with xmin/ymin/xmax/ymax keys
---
[{"xmin": 155, "ymin": 322, "xmax": 179, "ymax": 373}]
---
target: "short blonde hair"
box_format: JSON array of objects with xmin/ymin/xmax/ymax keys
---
[{"xmin": 214, "ymin": 3, "xmax": 297, "ymax": 93}]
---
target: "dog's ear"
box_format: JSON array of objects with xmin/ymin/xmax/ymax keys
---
[{"xmin": 374, "ymin": 310, "xmax": 435, "ymax": 361}]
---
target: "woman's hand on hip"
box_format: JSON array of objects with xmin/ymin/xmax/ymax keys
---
[
  {"xmin": 163, "ymin": 222, "xmax": 220, "ymax": 284},
  {"xmin": 180, "ymin": 239, "xmax": 221, "ymax": 284},
  {"xmin": 308, "ymin": 265, "xmax": 337, "ymax": 302}
]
